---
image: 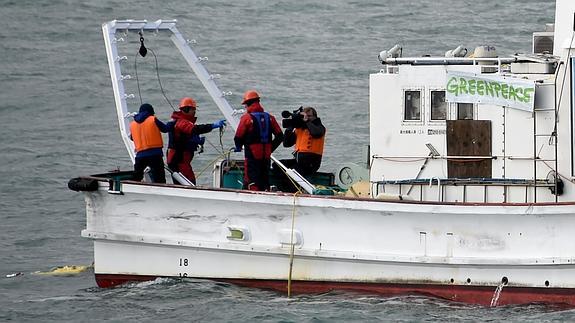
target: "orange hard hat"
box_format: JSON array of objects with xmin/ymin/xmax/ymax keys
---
[
  {"xmin": 179, "ymin": 97, "xmax": 197, "ymax": 109},
  {"xmin": 241, "ymin": 90, "xmax": 260, "ymax": 104}
]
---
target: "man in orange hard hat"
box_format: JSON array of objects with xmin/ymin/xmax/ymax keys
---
[
  {"xmin": 233, "ymin": 90, "xmax": 283, "ymax": 191},
  {"xmin": 166, "ymin": 97, "xmax": 226, "ymax": 184}
]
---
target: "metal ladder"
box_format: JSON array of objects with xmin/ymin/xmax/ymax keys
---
[{"xmin": 532, "ymin": 92, "xmax": 559, "ymax": 203}]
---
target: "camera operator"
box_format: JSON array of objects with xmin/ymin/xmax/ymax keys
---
[{"xmin": 281, "ymin": 106, "xmax": 326, "ymax": 176}]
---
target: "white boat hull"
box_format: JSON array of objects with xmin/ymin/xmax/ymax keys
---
[{"xmin": 80, "ymin": 178, "xmax": 575, "ymax": 306}]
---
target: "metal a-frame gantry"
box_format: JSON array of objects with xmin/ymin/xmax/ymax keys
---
[{"xmin": 102, "ymin": 19, "xmax": 315, "ymax": 193}]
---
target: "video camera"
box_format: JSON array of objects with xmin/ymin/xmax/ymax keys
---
[{"xmin": 281, "ymin": 106, "xmax": 305, "ymax": 128}]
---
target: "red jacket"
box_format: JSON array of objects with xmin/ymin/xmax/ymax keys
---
[{"xmin": 234, "ymin": 102, "xmax": 283, "ymax": 160}]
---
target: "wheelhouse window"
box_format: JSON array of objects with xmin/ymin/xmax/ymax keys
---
[
  {"xmin": 457, "ymin": 103, "xmax": 474, "ymax": 120},
  {"xmin": 431, "ymin": 90, "xmax": 447, "ymax": 120},
  {"xmin": 404, "ymin": 90, "xmax": 421, "ymax": 121}
]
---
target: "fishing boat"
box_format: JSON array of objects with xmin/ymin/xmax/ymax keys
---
[{"xmin": 69, "ymin": 0, "xmax": 575, "ymax": 306}]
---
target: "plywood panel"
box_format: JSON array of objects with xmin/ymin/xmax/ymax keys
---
[{"xmin": 446, "ymin": 120, "xmax": 492, "ymax": 178}]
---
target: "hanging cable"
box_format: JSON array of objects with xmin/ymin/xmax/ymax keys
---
[
  {"xmin": 134, "ymin": 51, "xmax": 143, "ymax": 105},
  {"xmin": 280, "ymin": 164, "xmax": 306, "ymax": 192},
  {"xmin": 203, "ymin": 125, "xmax": 227, "ymax": 156},
  {"xmin": 219, "ymin": 126, "xmax": 225, "ymax": 152},
  {"xmin": 133, "ymin": 31, "xmax": 176, "ymax": 111},
  {"xmin": 555, "ymin": 32, "xmax": 575, "ymax": 116},
  {"xmin": 149, "ymin": 48, "xmax": 175, "ymax": 111},
  {"xmin": 193, "ymin": 125, "xmax": 229, "ymax": 181},
  {"xmin": 134, "ymin": 31, "xmax": 148, "ymax": 105},
  {"xmin": 196, "ymin": 149, "xmax": 229, "ymax": 180}
]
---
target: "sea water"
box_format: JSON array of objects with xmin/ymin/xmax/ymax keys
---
[{"xmin": 2, "ymin": 0, "xmax": 574, "ymax": 321}]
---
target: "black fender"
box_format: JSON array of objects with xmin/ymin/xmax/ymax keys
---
[{"xmin": 68, "ymin": 177, "xmax": 99, "ymax": 192}]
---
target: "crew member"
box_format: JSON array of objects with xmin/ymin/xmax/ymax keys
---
[
  {"xmin": 166, "ymin": 97, "xmax": 226, "ymax": 185},
  {"xmin": 233, "ymin": 90, "xmax": 283, "ymax": 191},
  {"xmin": 283, "ymin": 107, "xmax": 326, "ymax": 176},
  {"xmin": 130, "ymin": 103, "xmax": 170, "ymax": 183}
]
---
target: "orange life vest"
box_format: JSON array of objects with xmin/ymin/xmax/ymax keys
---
[
  {"xmin": 130, "ymin": 116, "xmax": 164, "ymax": 152},
  {"xmin": 294, "ymin": 128, "xmax": 325, "ymax": 155}
]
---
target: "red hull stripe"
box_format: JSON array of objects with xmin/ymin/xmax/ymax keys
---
[{"xmin": 95, "ymin": 274, "xmax": 575, "ymax": 307}]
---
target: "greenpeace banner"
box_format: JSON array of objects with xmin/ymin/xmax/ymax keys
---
[{"xmin": 446, "ymin": 71, "xmax": 535, "ymax": 112}]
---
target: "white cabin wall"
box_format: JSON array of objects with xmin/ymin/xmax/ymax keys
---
[
  {"xmin": 370, "ymin": 65, "xmax": 480, "ymax": 184},
  {"xmin": 553, "ymin": 0, "xmax": 575, "ymax": 56},
  {"xmin": 369, "ymin": 71, "xmax": 401, "ymax": 183},
  {"xmin": 370, "ymin": 70, "xmax": 443, "ymax": 183},
  {"xmin": 369, "ymin": 72, "xmax": 398, "ymax": 184},
  {"xmin": 475, "ymin": 103, "xmax": 505, "ymax": 179},
  {"xmin": 498, "ymin": 107, "xmax": 533, "ymax": 179}
]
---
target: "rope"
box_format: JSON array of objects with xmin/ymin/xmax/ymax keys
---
[
  {"xmin": 287, "ymin": 191, "xmax": 301, "ymax": 298},
  {"xmin": 251, "ymin": 154, "xmax": 305, "ymax": 297},
  {"xmin": 271, "ymin": 158, "xmax": 306, "ymax": 193},
  {"xmin": 555, "ymin": 32, "xmax": 574, "ymax": 116},
  {"xmin": 134, "ymin": 51, "xmax": 143, "ymax": 105},
  {"xmin": 284, "ymin": 168, "xmax": 305, "ymax": 192},
  {"xmin": 133, "ymin": 42, "xmax": 176, "ymax": 111},
  {"xmin": 202, "ymin": 126, "xmax": 227, "ymax": 156},
  {"xmin": 219, "ymin": 126, "xmax": 225, "ymax": 152},
  {"xmin": 195, "ymin": 150, "xmax": 230, "ymax": 179},
  {"xmin": 196, "ymin": 134, "xmax": 308, "ymax": 193},
  {"xmin": 374, "ymin": 157, "xmax": 428, "ymax": 162},
  {"xmin": 149, "ymin": 48, "xmax": 175, "ymax": 111},
  {"xmin": 542, "ymin": 159, "xmax": 573, "ymax": 183},
  {"xmin": 194, "ymin": 126, "xmax": 228, "ymax": 180},
  {"xmin": 377, "ymin": 156, "xmax": 494, "ymax": 163}
]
